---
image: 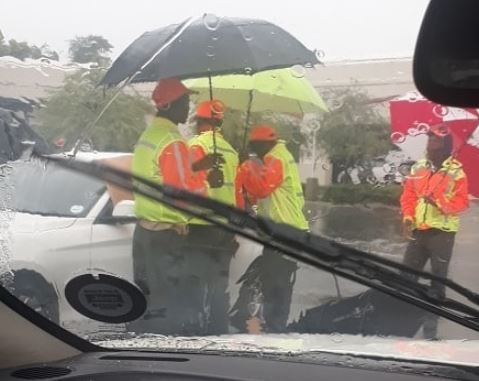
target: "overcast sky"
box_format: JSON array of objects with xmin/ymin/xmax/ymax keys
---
[{"xmin": 1, "ymin": 0, "xmax": 429, "ymax": 61}]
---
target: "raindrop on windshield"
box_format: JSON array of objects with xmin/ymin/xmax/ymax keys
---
[
  {"xmin": 206, "ymin": 45, "xmax": 216, "ymax": 58},
  {"xmin": 433, "ymin": 105, "xmax": 449, "ymax": 118},
  {"xmin": 407, "ymin": 127, "xmax": 419, "ymax": 137},
  {"xmin": 390, "ymin": 132, "xmax": 406, "ymax": 144},
  {"xmin": 244, "ymin": 34, "xmax": 254, "ymax": 42},
  {"xmin": 322, "ymin": 163, "xmax": 330, "ymax": 171},
  {"xmin": 290, "ymin": 65, "xmax": 306, "ymax": 78},
  {"xmin": 416, "ymin": 123, "xmax": 430, "ymax": 134},
  {"xmin": 203, "ymin": 14, "xmax": 221, "ymax": 31},
  {"xmin": 327, "ymin": 99, "xmax": 344, "ymax": 111},
  {"xmin": 244, "ymin": 67, "xmax": 253, "ymax": 75},
  {"xmin": 406, "ymin": 91, "xmax": 420, "ymax": 103},
  {"xmin": 330, "ymin": 332, "xmax": 343, "ymax": 343},
  {"xmin": 315, "ymin": 49, "xmax": 326, "ymax": 60}
]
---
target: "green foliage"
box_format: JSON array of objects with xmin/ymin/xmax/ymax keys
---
[
  {"xmin": 69, "ymin": 35, "xmax": 113, "ymax": 66},
  {"xmin": 36, "ymin": 69, "xmax": 153, "ymax": 152},
  {"xmin": 317, "ymin": 87, "xmax": 393, "ymax": 169},
  {"xmin": 0, "ymin": 30, "xmax": 59, "ymax": 61},
  {"xmin": 319, "ymin": 184, "xmax": 402, "ymax": 205}
]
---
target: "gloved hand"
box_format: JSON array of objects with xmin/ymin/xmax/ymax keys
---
[
  {"xmin": 207, "ymin": 167, "xmax": 224, "ymax": 188},
  {"xmin": 192, "ymin": 153, "xmax": 225, "ymax": 171}
]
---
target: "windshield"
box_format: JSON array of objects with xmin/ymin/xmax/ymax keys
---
[
  {"xmin": 1, "ymin": 0, "xmax": 479, "ymax": 368},
  {"xmin": 0, "ymin": 160, "xmax": 105, "ymax": 217}
]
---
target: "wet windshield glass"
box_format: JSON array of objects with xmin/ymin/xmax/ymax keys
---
[
  {"xmin": 0, "ymin": 161, "xmax": 105, "ymax": 217},
  {"xmin": 1, "ymin": 0, "xmax": 478, "ymax": 367}
]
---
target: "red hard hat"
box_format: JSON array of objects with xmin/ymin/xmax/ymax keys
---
[
  {"xmin": 249, "ymin": 124, "xmax": 278, "ymax": 141},
  {"xmin": 195, "ymin": 100, "xmax": 226, "ymax": 120},
  {"xmin": 152, "ymin": 78, "xmax": 192, "ymax": 108}
]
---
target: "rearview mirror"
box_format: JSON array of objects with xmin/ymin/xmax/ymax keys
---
[
  {"xmin": 112, "ymin": 200, "xmax": 135, "ymax": 218},
  {"xmin": 414, "ymin": 0, "xmax": 479, "ymax": 107}
]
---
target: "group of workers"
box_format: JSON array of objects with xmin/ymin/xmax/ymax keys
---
[
  {"xmin": 129, "ymin": 77, "xmax": 470, "ymax": 340},
  {"xmin": 130, "ymin": 77, "xmax": 308, "ymax": 335}
]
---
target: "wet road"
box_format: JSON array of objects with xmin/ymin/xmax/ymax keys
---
[{"xmin": 229, "ymin": 200, "xmax": 479, "ymax": 340}]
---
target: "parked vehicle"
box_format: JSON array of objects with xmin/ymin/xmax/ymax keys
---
[{"xmin": 0, "ymin": 152, "xmax": 136, "ymax": 325}]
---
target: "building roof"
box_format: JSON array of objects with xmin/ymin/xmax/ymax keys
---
[{"xmin": 306, "ymin": 57, "xmax": 414, "ymax": 99}]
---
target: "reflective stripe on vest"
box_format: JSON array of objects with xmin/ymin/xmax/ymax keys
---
[
  {"xmin": 257, "ymin": 142, "xmax": 309, "ymax": 230},
  {"xmin": 132, "ymin": 117, "xmax": 189, "ymax": 224},
  {"xmin": 188, "ymin": 131, "xmax": 239, "ymax": 225}
]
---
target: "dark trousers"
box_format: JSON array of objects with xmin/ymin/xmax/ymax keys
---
[
  {"xmin": 403, "ymin": 229, "xmax": 455, "ymax": 338},
  {"xmin": 260, "ymin": 247, "xmax": 297, "ymax": 333},
  {"xmin": 187, "ymin": 225, "xmax": 238, "ymax": 335},
  {"xmin": 130, "ymin": 225, "xmax": 200, "ymax": 335},
  {"xmin": 230, "ymin": 247, "xmax": 297, "ymax": 333},
  {"xmin": 130, "ymin": 223, "xmax": 237, "ymax": 336}
]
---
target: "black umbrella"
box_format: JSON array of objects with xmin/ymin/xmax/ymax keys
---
[{"xmin": 100, "ymin": 14, "xmax": 320, "ymax": 87}]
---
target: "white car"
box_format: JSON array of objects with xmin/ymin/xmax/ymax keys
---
[
  {"xmin": 0, "ymin": 151, "xmax": 347, "ymax": 333},
  {"xmin": 0, "ymin": 152, "xmax": 138, "ymax": 326}
]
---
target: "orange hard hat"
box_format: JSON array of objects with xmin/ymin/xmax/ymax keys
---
[
  {"xmin": 195, "ymin": 99, "xmax": 226, "ymax": 120},
  {"xmin": 152, "ymin": 78, "xmax": 192, "ymax": 108},
  {"xmin": 249, "ymin": 124, "xmax": 278, "ymax": 141}
]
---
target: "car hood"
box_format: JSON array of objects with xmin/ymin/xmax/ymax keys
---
[{"xmin": 1, "ymin": 211, "xmax": 77, "ymax": 234}]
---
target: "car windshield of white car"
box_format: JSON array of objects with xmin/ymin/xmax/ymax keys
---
[{"xmin": 0, "ymin": 160, "xmax": 105, "ymax": 218}]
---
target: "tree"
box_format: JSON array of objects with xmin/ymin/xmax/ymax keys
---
[
  {"xmin": 0, "ymin": 30, "xmax": 59, "ymax": 61},
  {"xmin": 7, "ymin": 39, "xmax": 32, "ymax": 61},
  {"xmin": 0, "ymin": 30, "xmax": 8, "ymax": 56},
  {"xmin": 317, "ymin": 87, "xmax": 393, "ymax": 176},
  {"xmin": 36, "ymin": 69, "xmax": 153, "ymax": 152},
  {"xmin": 69, "ymin": 35, "xmax": 113, "ymax": 66}
]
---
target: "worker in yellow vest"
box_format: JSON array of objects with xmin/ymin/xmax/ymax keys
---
[
  {"xmin": 230, "ymin": 124, "xmax": 309, "ymax": 333},
  {"xmin": 187, "ymin": 99, "xmax": 241, "ymax": 334},
  {"xmin": 132, "ymin": 78, "xmax": 218, "ymax": 335}
]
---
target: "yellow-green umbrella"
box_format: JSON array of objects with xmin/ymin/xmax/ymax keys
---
[{"xmin": 185, "ymin": 68, "xmax": 328, "ymax": 115}]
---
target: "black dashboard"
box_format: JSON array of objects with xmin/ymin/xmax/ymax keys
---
[{"xmin": 1, "ymin": 350, "xmax": 477, "ymax": 381}]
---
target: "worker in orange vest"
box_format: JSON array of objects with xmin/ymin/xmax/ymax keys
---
[
  {"xmin": 132, "ymin": 78, "xmax": 217, "ymax": 335},
  {"xmin": 231, "ymin": 124, "xmax": 308, "ymax": 333},
  {"xmin": 186, "ymin": 99, "xmax": 241, "ymax": 334},
  {"xmin": 400, "ymin": 124, "xmax": 469, "ymax": 339}
]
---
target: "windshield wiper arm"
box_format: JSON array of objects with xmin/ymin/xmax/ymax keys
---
[{"xmin": 41, "ymin": 155, "xmax": 479, "ymax": 332}]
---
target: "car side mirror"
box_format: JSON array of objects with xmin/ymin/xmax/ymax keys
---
[
  {"xmin": 414, "ymin": 0, "xmax": 479, "ymax": 107},
  {"xmin": 112, "ymin": 200, "xmax": 135, "ymax": 218}
]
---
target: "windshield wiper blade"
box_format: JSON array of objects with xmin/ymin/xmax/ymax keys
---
[{"xmin": 41, "ymin": 155, "xmax": 479, "ymax": 332}]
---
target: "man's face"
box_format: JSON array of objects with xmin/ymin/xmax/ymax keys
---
[
  {"xmin": 175, "ymin": 94, "xmax": 190, "ymax": 124},
  {"xmin": 249, "ymin": 140, "xmax": 276, "ymax": 158},
  {"xmin": 427, "ymin": 133, "xmax": 444, "ymax": 156},
  {"xmin": 195, "ymin": 118, "xmax": 214, "ymax": 133}
]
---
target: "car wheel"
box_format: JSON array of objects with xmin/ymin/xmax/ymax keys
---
[{"xmin": 13, "ymin": 270, "xmax": 60, "ymax": 324}]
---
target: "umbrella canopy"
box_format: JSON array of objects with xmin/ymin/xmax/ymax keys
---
[
  {"xmin": 389, "ymin": 91, "xmax": 479, "ymax": 197},
  {"xmin": 185, "ymin": 68, "xmax": 328, "ymax": 114},
  {"xmin": 100, "ymin": 14, "xmax": 320, "ymax": 87}
]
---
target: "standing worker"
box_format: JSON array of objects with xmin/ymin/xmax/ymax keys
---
[
  {"xmin": 131, "ymin": 77, "xmax": 214, "ymax": 335},
  {"xmin": 401, "ymin": 124, "xmax": 469, "ymax": 339},
  {"xmin": 187, "ymin": 99, "xmax": 240, "ymax": 334},
  {"xmin": 231, "ymin": 124, "xmax": 309, "ymax": 333}
]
